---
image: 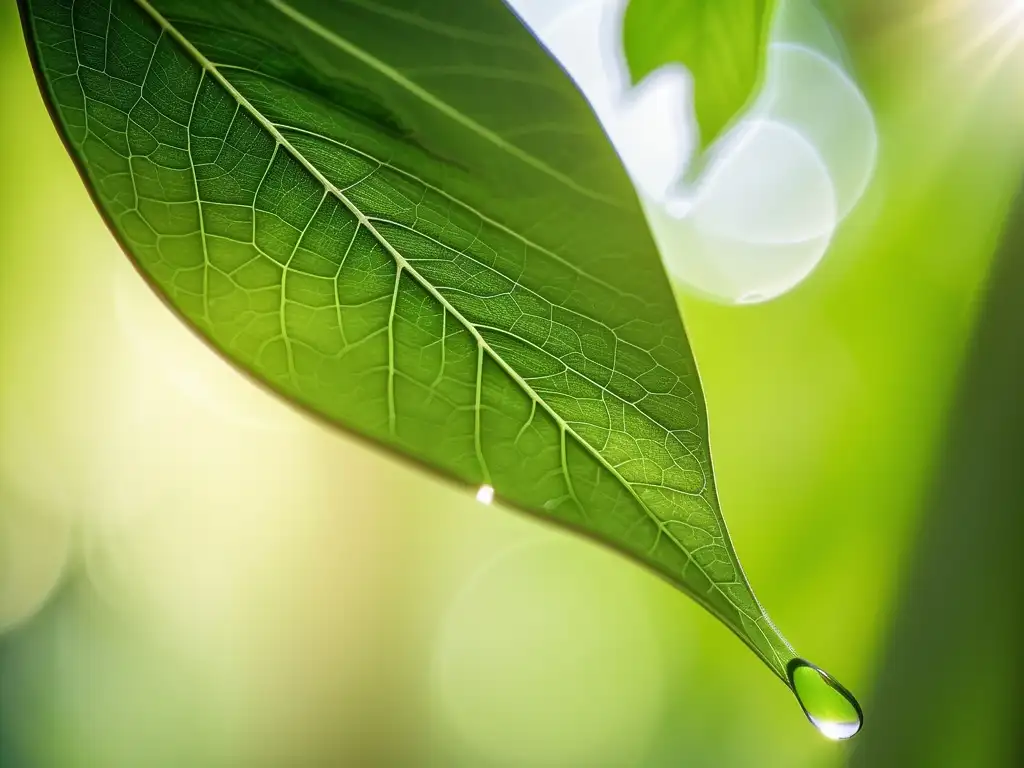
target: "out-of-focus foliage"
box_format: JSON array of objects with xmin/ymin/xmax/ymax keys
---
[
  {"xmin": 852, "ymin": 181, "xmax": 1024, "ymax": 768},
  {"xmin": 622, "ymin": 0, "xmax": 776, "ymax": 149}
]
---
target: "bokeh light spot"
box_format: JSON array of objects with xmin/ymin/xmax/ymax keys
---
[{"xmin": 432, "ymin": 538, "xmax": 665, "ymax": 767}]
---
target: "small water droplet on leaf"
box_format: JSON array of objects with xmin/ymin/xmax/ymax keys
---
[{"xmin": 476, "ymin": 485, "xmax": 495, "ymax": 505}]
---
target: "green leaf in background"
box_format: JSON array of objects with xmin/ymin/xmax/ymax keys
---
[
  {"xmin": 623, "ymin": 0, "xmax": 776, "ymax": 151},
  {"xmin": 853, "ymin": 179, "xmax": 1024, "ymax": 768},
  {"xmin": 18, "ymin": 0, "xmax": 795, "ymax": 680}
]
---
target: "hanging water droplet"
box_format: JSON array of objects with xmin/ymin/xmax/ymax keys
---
[{"xmin": 787, "ymin": 659, "xmax": 863, "ymax": 740}]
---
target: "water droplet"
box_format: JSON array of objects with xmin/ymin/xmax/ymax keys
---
[
  {"xmin": 787, "ymin": 659, "xmax": 863, "ymax": 740},
  {"xmin": 476, "ymin": 485, "xmax": 495, "ymax": 505}
]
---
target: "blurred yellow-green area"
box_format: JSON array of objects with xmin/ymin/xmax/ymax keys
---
[{"xmin": 2, "ymin": 1, "xmax": 1023, "ymax": 766}]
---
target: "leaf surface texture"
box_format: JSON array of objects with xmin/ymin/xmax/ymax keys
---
[{"xmin": 20, "ymin": 0, "xmax": 793, "ymax": 675}]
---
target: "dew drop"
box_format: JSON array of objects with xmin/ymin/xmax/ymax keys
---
[
  {"xmin": 476, "ymin": 485, "xmax": 495, "ymax": 505},
  {"xmin": 787, "ymin": 658, "xmax": 863, "ymax": 740}
]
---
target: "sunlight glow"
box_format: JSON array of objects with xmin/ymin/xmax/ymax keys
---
[
  {"xmin": 912, "ymin": 0, "xmax": 1024, "ymax": 88},
  {"xmin": 877, "ymin": 0, "xmax": 1024, "ymax": 145},
  {"xmin": 957, "ymin": 0, "xmax": 1024, "ymax": 81}
]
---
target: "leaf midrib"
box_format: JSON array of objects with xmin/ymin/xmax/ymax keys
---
[{"xmin": 130, "ymin": 0, "xmax": 783, "ymax": 670}]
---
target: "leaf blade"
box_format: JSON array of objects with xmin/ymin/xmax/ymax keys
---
[{"xmin": 20, "ymin": 0, "xmax": 794, "ymax": 677}]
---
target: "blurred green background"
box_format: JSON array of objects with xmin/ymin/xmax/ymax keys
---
[{"xmin": 2, "ymin": 1, "xmax": 1023, "ymax": 766}]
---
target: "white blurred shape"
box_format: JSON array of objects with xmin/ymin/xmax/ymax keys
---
[
  {"xmin": 539, "ymin": 0, "xmax": 695, "ymax": 202},
  {"xmin": 689, "ymin": 119, "xmax": 836, "ymax": 244},
  {"xmin": 432, "ymin": 538, "xmax": 664, "ymax": 767},
  {"xmin": 758, "ymin": 43, "xmax": 878, "ymax": 220},
  {"xmin": 645, "ymin": 119, "xmax": 837, "ymax": 302},
  {"xmin": 505, "ymin": 0, "xmax": 584, "ymax": 33},
  {"xmin": 507, "ymin": 0, "xmax": 878, "ymax": 304},
  {"xmin": 541, "ymin": 0, "xmax": 625, "ymax": 102},
  {"xmin": 611, "ymin": 65, "xmax": 695, "ymax": 201},
  {"xmin": 648, "ymin": 213, "xmax": 833, "ymax": 305}
]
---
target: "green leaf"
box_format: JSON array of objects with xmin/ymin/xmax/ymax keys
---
[
  {"xmin": 853, "ymin": 181, "xmax": 1024, "ymax": 767},
  {"xmin": 18, "ymin": 0, "xmax": 794, "ymax": 677},
  {"xmin": 623, "ymin": 0, "xmax": 776, "ymax": 150}
]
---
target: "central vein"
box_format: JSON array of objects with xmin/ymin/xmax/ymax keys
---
[{"xmin": 128, "ymin": 0, "xmax": 787, "ymax": 675}]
